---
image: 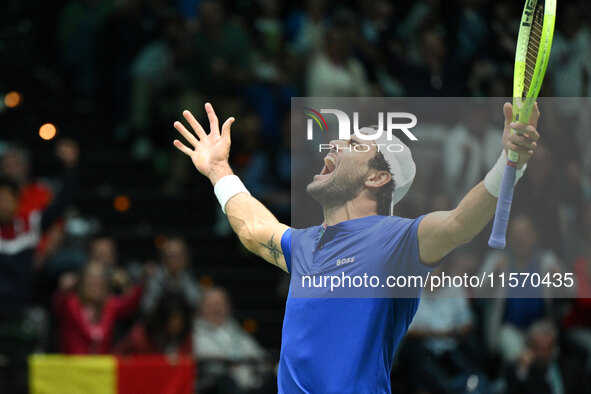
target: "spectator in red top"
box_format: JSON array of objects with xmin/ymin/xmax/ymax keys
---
[
  {"xmin": 1, "ymin": 145, "xmax": 52, "ymax": 216},
  {"xmin": 0, "ymin": 140, "xmax": 78, "ymax": 315},
  {"xmin": 1, "ymin": 143, "xmax": 72, "ymax": 269},
  {"xmin": 88, "ymin": 235, "xmax": 132, "ymax": 295},
  {"xmin": 115, "ymin": 294, "xmax": 193, "ymax": 356},
  {"xmin": 562, "ymin": 202, "xmax": 591, "ymax": 367},
  {"xmin": 53, "ymin": 262, "xmax": 143, "ymax": 354}
]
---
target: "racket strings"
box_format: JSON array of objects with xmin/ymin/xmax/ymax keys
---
[{"xmin": 523, "ymin": 2, "xmax": 545, "ymax": 97}]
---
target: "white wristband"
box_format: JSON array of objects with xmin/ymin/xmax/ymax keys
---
[
  {"xmin": 214, "ymin": 175, "xmax": 250, "ymax": 214},
  {"xmin": 484, "ymin": 151, "xmax": 527, "ymax": 198}
]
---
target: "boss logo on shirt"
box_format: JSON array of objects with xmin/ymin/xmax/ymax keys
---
[{"xmin": 336, "ymin": 256, "xmax": 355, "ymax": 266}]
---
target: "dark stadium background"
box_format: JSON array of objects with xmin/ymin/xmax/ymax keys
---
[{"xmin": 0, "ymin": 0, "xmax": 590, "ymax": 393}]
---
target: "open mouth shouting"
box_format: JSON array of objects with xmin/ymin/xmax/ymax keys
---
[{"xmin": 314, "ymin": 153, "xmax": 338, "ymax": 181}]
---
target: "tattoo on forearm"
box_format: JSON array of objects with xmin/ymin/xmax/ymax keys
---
[{"xmin": 259, "ymin": 232, "xmax": 283, "ymax": 266}]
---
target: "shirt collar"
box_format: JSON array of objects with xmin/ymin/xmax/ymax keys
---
[{"xmin": 320, "ymin": 215, "xmax": 385, "ymax": 233}]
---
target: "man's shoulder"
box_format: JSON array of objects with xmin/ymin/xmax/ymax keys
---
[
  {"xmin": 290, "ymin": 225, "xmax": 320, "ymax": 236},
  {"xmin": 377, "ymin": 215, "xmax": 423, "ymax": 231}
]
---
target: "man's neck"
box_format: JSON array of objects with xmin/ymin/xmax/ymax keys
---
[{"xmin": 322, "ymin": 193, "xmax": 378, "ymax": 226}]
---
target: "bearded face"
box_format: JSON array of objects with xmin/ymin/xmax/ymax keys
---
[{"xmin": 306, "ymin": 144, "xmax": 371, "ymax": 210}]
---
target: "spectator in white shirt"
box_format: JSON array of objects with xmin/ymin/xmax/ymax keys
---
[
  {"xmin": 306, "ymin": 28, "xmax": 370, "ymax": 97},
  {"xmin": 193, "ymin": 287, "xmax": 267, "ymax": 393}
]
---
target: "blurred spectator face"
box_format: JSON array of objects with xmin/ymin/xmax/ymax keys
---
[
  {"xmin": 451, "ymin": 251, "xmax": 478, "ymax": 277},
  {"xmin": 326, "ymin": 30, "xmax": 349, "ymax": 62},
  {"xmin": 0, "ymin": 186, "xmax": 19, "ymax": 223},
  {"xmin": 464, "ymin": 103, "xmax": 489, "ymax": 136},
  {"xmin": 81, "ymin": 263, "xmax": 109, "ymax": 305},
  {"xmin": 199, "ymin": 0, "xmax": 223, "ymax": 30},
  {"xmin": 201, "ymin": 288, "xmax": 230, "ymax": 326},
  {"xmin": 420, "ymin": 30, "xmax": 447, "ymax": 61},
  {"xmin": 527, "ymin": 144, "xmax": 551, "ymax": 184},
  {"xmin": 234, "ymin": 111, "xmax": 262, "ymax": 152},
  {"xmin": 560, "ymin": 5, "xmax": 581, "ymax": 39},
  {"xmin": 259, "ymin": 0, "xmax": 279, "ymax": 18},
  {"xmin": 531, "ymin": 332, "xmax": 556, "ymax": 365},
  {"xmin": 162, "ymin": 238, "xmax": 189, "ymax": 276},
  {"xmin": 89, "ymin": 237, "xmax": 118, "ymax": 267},
  {"xmin": 163, "ymin": 19, "xmax": 184, "ymax": 45},
  {"xmin": 371, "ymin": 0, "xmax": 394, "ymax": 25},
  {"xmin": 508, "ymin": 215, "xmax": 538, "ymax": 259},
  {"xmin": 529, "ymin": 324, "xmax": 557, "ymax": 365},
  {"xmin": 166, "ymin": 310, "xmax": 186, "ymax": 337},
  {"xmin": 1, "ymin": 148, "xmax": 29, "ymax": 184},
  {"xmin": 306, "ymin": 0, "xmax": 326, "ymax": 19},
  {"xmin": 583, "ymin": 202, "xmax": 591, "ymax": 245}
]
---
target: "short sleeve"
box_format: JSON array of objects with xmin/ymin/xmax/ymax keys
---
[
  {"xmin": 281, "ymin": 228, "xmax": 292, "ymax": 273},
  {"xmin": 382, "ymin": 215, "xmax": 435, "ymax": 277}
]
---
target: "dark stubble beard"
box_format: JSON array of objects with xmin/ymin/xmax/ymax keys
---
[{"xmin": 306, "ymin": 163, "xmax": 368, "ymax": 210}]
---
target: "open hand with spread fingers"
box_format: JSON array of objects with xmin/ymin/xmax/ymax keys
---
[{"xmin": 173, "ymin": 103, "xmax": 235, "ymax": 185}]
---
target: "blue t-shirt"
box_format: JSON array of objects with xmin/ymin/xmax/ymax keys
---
[{"xmin": 278, "ymin": 215, "xmax": 432, "ymax": 393}]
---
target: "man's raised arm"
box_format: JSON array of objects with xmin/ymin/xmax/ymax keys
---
[
  {"xmin": 172, "ymin": 103, "xmax": 290, "ymax": 272},
  {"xmin": 417, "ymin": 102, "xmax": 540, "ymax": 265}
]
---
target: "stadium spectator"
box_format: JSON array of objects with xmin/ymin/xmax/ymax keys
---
[
  {"xmin": 402, "ymin": 258, "xmax": 487, "ymax": 393},
  {"xmin": 96, "ymin": 0, "xmax": 161, "ymax": 122},
  {"xmin": 547, "ymin": 3, "xmax": 591, "ymax": 98},
  {"xmin": 479, "ymin": 215, "xmax": 564, "ymax": 364},
  {"xmin": 505, "ymin": 320, "xmax": 590, "ymax": 394},
  {"xmin": 53, "ymin": 261, "xmax": 143, "ymax": 354},
  {"xmin": 141, "ymin": 237, "xmax": 201, "ymax": 315},
  {"xmin": 115, "ymin": 293, "xmax": 193, "ymax": 356},
  {"xmin": 0, "ymin": 140, "xmax": 78, "ymax": 316},
  {"xmin": 1, "ymin": 145, "xmax": 52, "ymax": 215},
  {"xmin": 87, "ymin": 235, "xmax": 131, "ymax": 294},
  {"xmin": 88, "ymin": 234, "xmax": 117, "ymax": 267},
  {"xmin": 188, "ymin": 0, "xmax": 252, "ymax": 100},
  {"xmin": 128, "ymin": 13, "xmax": 190, "ymax": 150},
  {"xmin": 241, "ymin": 112, "xmax": 291, "ymax": 221},
  {"xmin": 193, "ymin": 287, "xmax": 267, "ymax": 393},
  {"xmin": 0, "ymin": 161, "xmax": 71, "ymax": 394},
  {"xmin": 401, "ymin": 27, "xmax": 465, "ymax": 96},
  {"xmin": 562, "ymin": 202, "xmax": 591, "ymax": 368},
  {"xmin": 511, "ymin": 144, "xmax": 566, "ymax": 256},
  {"xmin": 1, "ymin": 144, "xmax": 65, "ymax": 269},
  {"xmin": 285, "ymin": 0, "xmax": 328, "ymax": 56},
  {"xmin": 443, "ymin": 103, "xmax": 502, "ymax": 204},
  {"xmin": 57, "ymin": 0, "xmax": 114, "ymax": 98},
  {"xmin": 306, "ymin": 27, "xmax": 370, "ymax": 97}
]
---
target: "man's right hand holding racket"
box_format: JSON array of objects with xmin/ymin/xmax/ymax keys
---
[
  {"xmin": 417, "ymin": 102, "xmax": 540, "ymax": 264},
  {"xmin": 501, "ymin": 102, "xmax": 540, "ymax": 170}
]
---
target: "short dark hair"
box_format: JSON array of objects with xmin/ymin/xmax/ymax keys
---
[
  {"xmin": 368, "ymin": 151, "xmax": 395, "ymax": 216},
  {"xmin": 0, "ymin": 176, "xmax": 19, "ymax": 197},
  {"xmin": 146, "ymin": 293, "xmax": 193, "ymax": 342}
]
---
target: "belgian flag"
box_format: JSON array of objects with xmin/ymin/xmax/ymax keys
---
[{"xmin": 29, "ymin": 355, "xmax": 195, "ymax": 394}]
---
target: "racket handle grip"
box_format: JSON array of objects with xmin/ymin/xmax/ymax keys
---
[{"xmin": 488, "ymin": 162, "xmax": 517, "ymax": 249}]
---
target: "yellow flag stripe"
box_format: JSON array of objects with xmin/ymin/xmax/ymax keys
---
[{"xmin": 29, "ymin": 355, "xmax": 117, "ymax": 394}]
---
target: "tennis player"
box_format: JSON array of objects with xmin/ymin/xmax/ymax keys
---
[{"xmin": 173, "ymin": 102, "xmax": 540, "ymax": 393}]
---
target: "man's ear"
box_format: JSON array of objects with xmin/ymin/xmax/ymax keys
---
[{"xmin": 365, "ymin": 170, "xmax": 391, "ymax": 189}]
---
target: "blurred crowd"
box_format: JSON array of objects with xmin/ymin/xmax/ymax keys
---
[
  {"xmin": 0, "ymin": 140, "xmax": 273, "ymax": 393},
  {"xmin": 1, "ymin": 0, "xmax": 591, "ymax": 393}
]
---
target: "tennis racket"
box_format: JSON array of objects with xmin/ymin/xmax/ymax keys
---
[{"xmin": 488, "ymin": 0, "xmax": 556, "ymax": 249}]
